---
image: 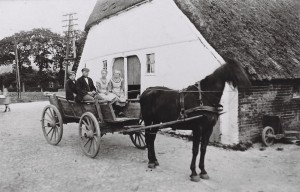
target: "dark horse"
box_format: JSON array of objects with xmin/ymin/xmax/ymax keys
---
[{"xmin": 140, "ymin": 59, "xmax": 251, "ymax": 182}]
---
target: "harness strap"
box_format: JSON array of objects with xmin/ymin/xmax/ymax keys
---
[
  {"xmin": 197, "ymin": 81, "xmax": 203, "ymax": 106},
  {"xmin": 179, "ymin": 91, "xmax": 186, "ymax": 118}
]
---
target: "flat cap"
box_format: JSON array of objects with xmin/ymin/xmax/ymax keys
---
[
  {"xmin": 68, "ymin": 71, "xmax": 76, "ymax": 76},
  {"xmin": 81, "ymin": 68, "xmax": 90, "ymax": 72}
]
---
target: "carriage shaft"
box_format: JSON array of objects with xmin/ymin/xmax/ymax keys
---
[{"xmin": 121, "ymin": 115, "xmax": 203, "ymax": 133}]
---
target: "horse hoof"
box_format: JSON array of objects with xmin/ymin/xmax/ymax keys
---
[
  {"xmin": 148, "ymin": 163, "xmax": 156, "ymax": 169},
  {"xmin": 190, "ymin": 175, "xmax": 200, "ymax": 182},
  {"xmin": 154, "ymin": 161, "xmax": 159, "ymax": 166},
  {"xmin": 200, "ymin": 174, "xmax": 210, "ymax": 180}
]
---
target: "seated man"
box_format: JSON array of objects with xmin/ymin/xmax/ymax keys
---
[
  {"xmin": 75, "ymin": 68, "xmax": 96, "ymax": 102},
  {"xmin": 65, "ymin": 71, "xmax": 77, "ymax": 101},
  {"xmin": 108, "ymin": 70, "xmax": 127, "ymax": 116}
]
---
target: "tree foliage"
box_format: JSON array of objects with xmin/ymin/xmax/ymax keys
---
[{"xmin": 0, "ymin": 28, "xmax": 86, "ymax": 90}]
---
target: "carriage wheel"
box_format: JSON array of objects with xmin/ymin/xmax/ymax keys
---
[
  {"xmin": 262, "ymin": 126, "xmax": 275, "ymax": 146},
  {"xmin": 41, "ymin": 105, "xmax": 63, "ymax": 145},
  {"xmin": 79, "ymin": 112, "xmax": 101, "ymax": 158},
  {"xmin": 130, "ymin": 131, "xmax": 147, "ymax": 150}
]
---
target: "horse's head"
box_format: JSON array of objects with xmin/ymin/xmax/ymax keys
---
[
  {"xmin": 198, "ymin": 58, "xmax": 251, "ymax": 106},
  {"xmin": 217, "ymin": 58, "xmax": 251, "ymax": 88}
]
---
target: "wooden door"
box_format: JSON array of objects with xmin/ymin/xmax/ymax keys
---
[
  {"xmin": 112, "ymin": 57, "xmax": 124, "ymax": 78},
  {"xmin": 127, "ymin": 56, "xmax": 141, "ymax": 99},
  {"xmin": 127, "ymin": 56, "xmax": 141, "ymax": 85}
]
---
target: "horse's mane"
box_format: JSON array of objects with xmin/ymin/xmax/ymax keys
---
[{"xmin": 212, "ymin": 58, "xmax": 251, "ymax": 88}]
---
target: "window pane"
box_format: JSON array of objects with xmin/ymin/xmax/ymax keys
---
[
  {"xmin": 146, "ymin": 54, "xmax": 155, "ymax": 73},
  {"xmin": 147, "ymin": 64, "xmax": 150, "ymax": 73},
  {"xmin": 103, "ymin": 60, "xmax": 107, "ymax": 69},
  {"xmin": 151, "ymin": 64, "xmax": 155, "ymax": 73}
]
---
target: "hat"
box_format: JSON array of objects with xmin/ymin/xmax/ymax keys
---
[
  {"xmin": 82, "ymin": 68, "xmax": 90, "ymax": 72},
  {"xmin": 68, "ymin": 71, "xmax": 75, "ymax": 76}
]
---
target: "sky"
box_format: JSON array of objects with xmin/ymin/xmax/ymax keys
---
[{"xmin": 0, "ymin": 0, "xmax": 97, "ymax": 40}]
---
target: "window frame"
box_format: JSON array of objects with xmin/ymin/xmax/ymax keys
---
[
  {"xmin": 103, "ymin": 60, "xmax": 108, "ymax": 70},
  {"xmin": 146, "ymin": 53, "xmax": 155, "ymax": 75}
]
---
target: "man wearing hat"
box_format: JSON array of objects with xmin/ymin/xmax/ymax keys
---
[
  {"xmin": 65, "ymin": 71, "xmax": 77, "ymax": 101},
  {"xmin": 75, "ymin": 68, "xmax": 96, "ymax": 102}
]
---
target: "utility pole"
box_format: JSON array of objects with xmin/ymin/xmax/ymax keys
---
[
  {"xmin": 62, "ymin": 12, "xmax": 78, "ymax": 89},
  {"xmin": 14, "ymin": 38, "xmax": 21, "ymax": 100}
]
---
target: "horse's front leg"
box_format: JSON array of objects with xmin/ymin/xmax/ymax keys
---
[
  {"xmin": 190, "ymin": 128, "xmax": 201, "ymax": 182},
  {"xmin": 199, "ymin": 126, "xmax": 213, "ymax": 179}
]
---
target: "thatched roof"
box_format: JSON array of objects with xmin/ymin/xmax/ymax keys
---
[
  {"xmin": 86, "ymin": 0, "xmax": 300, "ymax": 81},
  {"xmin": 85, "ymin": 0, "xmax": 146, "ymax": 31}
]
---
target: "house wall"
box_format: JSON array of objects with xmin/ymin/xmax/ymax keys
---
[
  {"xmin": 78, "ymin": 0, "xmax": 239, "ymax": 144},
  {"xmin": 220, "ymin": 84, "xmax": 239, "ymax": 144},
  {"xmin": 238, "ymin": 82, "xmax": 300, "ymax": 142},
  {"xmin": 78, "ymin": 0, "xmax": 222, "ymax": 89}
]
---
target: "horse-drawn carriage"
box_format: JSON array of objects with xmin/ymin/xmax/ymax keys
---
[
  {"xmin": 41, "ymin": 59, "xmax": 251, "ymax": 181},
  {"xmin": 41, "ymin": 94, "xmax": 203, "ymax": 157}
]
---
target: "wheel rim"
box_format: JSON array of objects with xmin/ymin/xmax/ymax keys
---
[
  {"xmin": 41, "ymin": 105, "xmax": 63, "ymax": 145},
  {"xmin": 265, "ymin": 129, "xmax": 274, "ymax": 144},
  {"xmin": 262, "ymin": 127, "xmax": 275, "ymax": 146},
  {"xmin": 79, "ymin": 113, "xmax": 100, "ymax": 158},
  {"xmin": 130, "ymin": 131, "xmax": 147, "ymax": 149}
]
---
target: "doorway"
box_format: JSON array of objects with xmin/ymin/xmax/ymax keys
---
[
  {"xmin": 112, "ymin": 57, "xmax": 125, "ymax": 78},
  {"xmin": 127, "ymin": 56, "xmax": 141, "ymax": 99}
]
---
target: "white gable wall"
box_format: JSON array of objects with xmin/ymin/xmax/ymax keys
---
[
  {"xmin": 78, "ymin": 0, "xmax": 222, "ymax": 87},
  {"xmin": 78, "ymin": 0, "xmax": 239, "ymax": 144}
]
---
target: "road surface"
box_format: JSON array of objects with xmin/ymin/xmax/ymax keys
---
[{"xmin": 0, "ymin": 102, "xmax": 299, "ymax": 192}]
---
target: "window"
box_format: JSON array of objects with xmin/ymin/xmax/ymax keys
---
[
  {"xmin": 146, "ymin": 53, "xmax": 155, "ymax": 74},
  {"xmin": 103, "ymin": 60, "xmax": 107, "ymax": 70},
  {"xmin": 293, "ymin": 85, "xmax": 300, "ymax": 98}
]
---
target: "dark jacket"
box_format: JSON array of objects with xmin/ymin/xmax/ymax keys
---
[
  {"xmin": 65, "ymin": 79, "xmax": 77, "ymax": 100},
  {"xmin": 75, "ymin": 76, "xmax": 96, "ymax": 102}
]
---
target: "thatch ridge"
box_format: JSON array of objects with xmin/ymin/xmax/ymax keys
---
[{"xmin": 85, "ymin": 0, "xmax": 147, "ymax": 31}]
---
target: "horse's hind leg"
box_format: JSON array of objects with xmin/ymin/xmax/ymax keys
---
[
  {"xmin": 190, "ymin": 128, "xmax": 201, "ymax": 182},
  {"xmin": 145, "ymin": 126, "xmax": 158, "ymax": 168},
  {"xmin": 199, "ymin": 126, "xmax": 213, "ymax": 180}
]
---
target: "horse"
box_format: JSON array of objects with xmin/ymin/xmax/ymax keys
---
[{"xmin": 140, "ymin": 58, "xmax": 251, "ymax": 182}]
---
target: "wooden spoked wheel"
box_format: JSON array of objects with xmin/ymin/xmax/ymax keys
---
[
  {"xmin": 130, "ymin": 131, "xmax": 147, "ymax": 149},
  {"xmin": 79, "ymin": 112, "xmax": 101, "ymax": 158},
  {"xmin": 41, "ymin": 105, "xmax": 63, "ymax": 145},
  {"xmin": 262, "ymin": 126, "xmax": 275, "ymax": 146}
]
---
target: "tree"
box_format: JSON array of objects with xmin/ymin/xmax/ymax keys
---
[{"xmin": 0, "ymin": 28, "xmax": 86, "ymax": 91}]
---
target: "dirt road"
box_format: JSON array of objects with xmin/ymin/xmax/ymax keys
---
[{"xmin": 0, "ymin": 102, "xmax": 299, "ymax": 192}]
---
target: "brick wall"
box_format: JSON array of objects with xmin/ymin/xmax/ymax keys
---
[{"xmin": 238, "ymin": 82, "xmax": 300, "ymax": 142}]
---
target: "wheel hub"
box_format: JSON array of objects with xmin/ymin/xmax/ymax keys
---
[
  {"xmin": 85, "ymin": 130, "xmax": 94, "ymax": 138},
  {"xmin": 47, "ymin": 120, "xmax": 57, "ymax": 128}
]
